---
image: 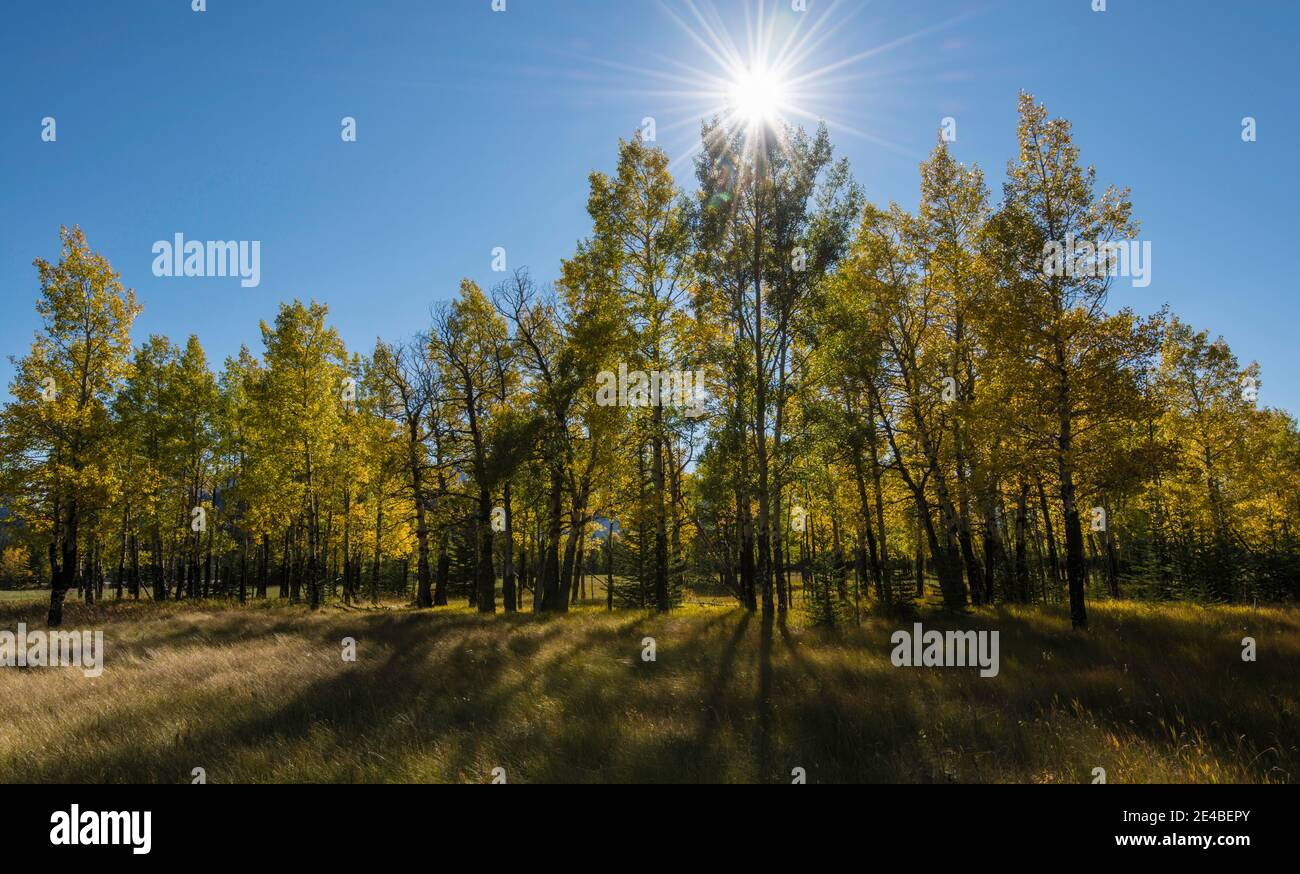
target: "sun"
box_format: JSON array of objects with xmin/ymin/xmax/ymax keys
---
[
  {"xmin": 727, "ymin": 63, "xmax": 788, "ymax": 130},
  {"xmin": 573, "ymin": 0, "xmax": 942, "ymax": 169}
]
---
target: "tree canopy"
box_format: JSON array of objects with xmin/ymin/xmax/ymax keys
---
[{"xmin": 5, "ymin": 95, "xmax": 1298, "ymax": 629}]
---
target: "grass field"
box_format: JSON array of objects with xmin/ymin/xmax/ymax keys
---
[
  {"xmin": 0, "ymin": 594, "xmax": 1295, "ymax": 783},
  {"xmin": 0, "ymin": 589, "xmax": 47, "ymax": 603}
]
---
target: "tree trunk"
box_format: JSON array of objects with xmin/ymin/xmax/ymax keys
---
[
  {"xmin": 48, "ymin": 499, "xmax": 78, "ymax": 628},
  {"xmin": 501, "ymin": 483, "xmax": 516, "ymax": 613},
  {"xmin": 1014, "ymin": 479, "xmax": 1030, "ymax": 602},
  {"xmin": 434, "ymin": 529, "xmax": 450, "ymax": 606},
  {"xmin": 540, "ymin": 462, "xmax": 564, "ymax": 611},
  {"xmin": 1057, "ymin": 379, "xmax": 1088, "ymax": 628},
  {"xmin": 476, "ymin": 487, "xmax": 496, "ymax": 613}
]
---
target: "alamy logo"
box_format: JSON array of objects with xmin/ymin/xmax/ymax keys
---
[
  {"xmin": 595, "ymin": 363, "xmax": 706, "ymax": 418},
  {"xmin": 0, "ymin": 622, "xmax": 104, "ymax": 677},
  {"xmin": 152, "ymin": 233, "xmax": 261, "ymax": 288},
  {"xmin": 1041, "ymin": 234, "xmax": 1151, "ymax": 288},
  {"xmin": 889, "ymin": 622, "xmax": 999, "ymax": 677},
  {"xmin": 50, "ymin": 805, "xmax": 151, "ymax": 855}
]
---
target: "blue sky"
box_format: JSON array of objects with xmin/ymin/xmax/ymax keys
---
[{"xmin": 2, "ymin": 0, "xmax": 1297, "ymax": 410}]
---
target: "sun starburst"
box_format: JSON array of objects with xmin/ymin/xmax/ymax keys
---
[{"xmin": 547, "ymin": 0, "xmax": 978, "ymax": 171}]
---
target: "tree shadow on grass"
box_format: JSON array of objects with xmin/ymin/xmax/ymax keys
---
[
  {"xmin": 756, "ymin": 611, "xmax": 773, "ymax": 781},
  {"xmin": 186, "ymin": 610, "xmax": 671, "ymax": 783},
  {"xmin": 514, "ymin": 610, "xmax": 749, "ymax": 783},
  {"xmin": 797, "ymin": 604, "xmax": 1300, "ymax": 782},
  {"xmin": 772, "ymin": 614, "xmax": 932, "ymax": 782},
  {"xmin": 967, "ymin": 605, "xmax": 1299, "ymax": 781},
  {"xmin": 11, "ymin": 601, "xmax": 1293, "ymax": 783},
  {"xmin": 694, "ymin": 611, "xmax": 751, "ymax": 756},
  {"xmin": 8, "ymin": 610, "xmax": 562, "ymax": 782}
]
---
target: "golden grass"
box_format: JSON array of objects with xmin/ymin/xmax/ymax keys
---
[{"xmin": 0, "ymin": 596, "xmax": 1295, "ymax": 783}]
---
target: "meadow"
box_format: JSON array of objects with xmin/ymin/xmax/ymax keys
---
[{"xmin": 1, "ymin": 593, "xmax": 1295, "ymax": 783}]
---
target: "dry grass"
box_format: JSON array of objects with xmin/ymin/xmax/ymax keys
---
[{"xmin": 0, "ymin": 596, "xmax": 1295, "ymax": 783}]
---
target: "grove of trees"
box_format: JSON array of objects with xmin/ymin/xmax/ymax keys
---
[{"xmin": 4, "ymin": 93, "xmax": 1298, "ymax": 630}]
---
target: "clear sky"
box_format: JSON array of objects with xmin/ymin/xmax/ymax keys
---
[{"xmin": 2, "ymin": 0, "xmax": 1297, "ymax": 410}]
